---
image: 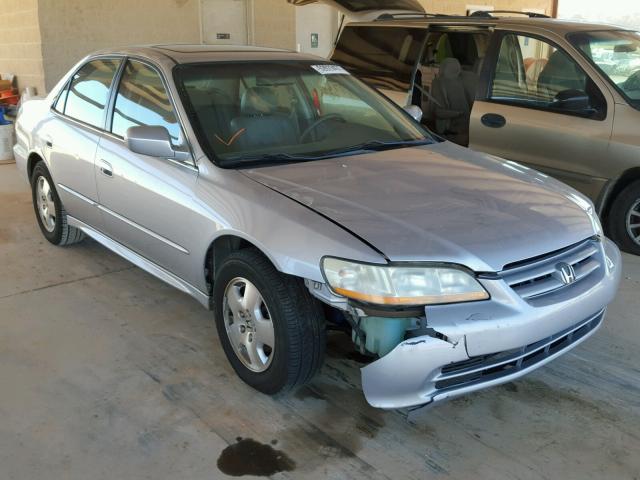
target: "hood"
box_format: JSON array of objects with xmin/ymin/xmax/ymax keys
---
[{"xmin": 243, "ymin": 142, "xmax": 597, "ymax": 273}]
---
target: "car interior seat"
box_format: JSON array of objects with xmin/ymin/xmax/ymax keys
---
[
  {"xmin": 537, "ymin": 50, "xmax": 586, "ymax": 101},
  {"xmin": 229, "ymin": 86, "xmax": 298, "ymax": 151},
  {"xmin": 188, "ymin": 87, "xmax": 238, "ymax": 143},
  {"xmin": 430, "ymin": 58, "xmax": 477, "ymax": 146}
]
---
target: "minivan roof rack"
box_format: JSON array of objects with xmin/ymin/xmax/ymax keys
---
[
  {"xmin": 469, "ymin": 10, "xmax": 551, "ymax": 19},
  {"xmin": 375, "ymin": 12, "xmax": 467, "ymax": 21}
]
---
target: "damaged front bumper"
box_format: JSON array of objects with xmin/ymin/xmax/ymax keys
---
[{"xmin": 360, "ymin": 237, "xmax": 621, "ymax": 409}]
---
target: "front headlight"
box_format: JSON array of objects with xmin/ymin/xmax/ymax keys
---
[{"xmin": 321, "ymin": 257, "xmax": 489, "ymax": 306}]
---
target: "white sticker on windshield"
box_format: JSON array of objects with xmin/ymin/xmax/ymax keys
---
[{"xmin": 311, "ymin": 64, "xmax": 350, "ymax": 75}]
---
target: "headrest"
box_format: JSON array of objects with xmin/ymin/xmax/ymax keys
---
[
  {"xmin": 240, "ymin": 86, "xmax": 278, "ymax": 116},
  {"xmin": 440, "ymin": 58, "xmax": 462, "ymax": 80}
]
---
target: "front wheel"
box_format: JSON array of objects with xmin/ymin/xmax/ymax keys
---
[
  {"xmin": 607, "ymin": 180, "xmax": 640, "ymax": 255},
  {"xmin": 213, "ymin": 249, "xmax": 325, "ymax": 395}
]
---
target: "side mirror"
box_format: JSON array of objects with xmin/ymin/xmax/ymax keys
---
[
  {"xmin": 125, "ymin": 126, "xmax": 176, "ymax": 158},
  {"xmin": 403, "ymin": 104, "xmax": 423, "ymax": 122},
  {"xmin": 553, "ymin": 89, "xmax": 590, "ymax": 112}
]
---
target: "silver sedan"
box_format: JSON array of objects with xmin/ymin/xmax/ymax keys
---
[{"xmin": 13, "ymin": 45, "xmax": 621, "ymax": 409}]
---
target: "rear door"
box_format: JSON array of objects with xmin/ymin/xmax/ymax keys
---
[
  {"xmin": 469, "ymin": 30, "xmax": 615, "ymax": 200},
  {"xmin": 45, "ymin": 58, "xmax": 122, "ymax": 229}
]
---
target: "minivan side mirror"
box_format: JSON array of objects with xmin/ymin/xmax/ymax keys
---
[
  {"xmin": 552, "ymin": 89, "xmax": 591, "ymax": 112},
  {"xmin": 125, "ymin": 125, "xmax": 176, "ymax": 158},
  {"xmin": 403, "ymin": 104, "xmax": 423, "ymax": 122}
]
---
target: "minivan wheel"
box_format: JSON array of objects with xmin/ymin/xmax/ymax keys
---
[
  {"xmin": 607, "ymin": 180, "xmax": 640, "ymax": 255},
  {"xmin": 30, "ymin": 162, "xmax": 85, "ymax": 246},
  {"xmin": 213, "ymin": 248, "xmax": 325, "ymax": 395}
]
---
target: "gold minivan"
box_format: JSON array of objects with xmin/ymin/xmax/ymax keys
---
[{"xmin": 292, "ymin": 1, "xmax": 640, "ymax": 255}]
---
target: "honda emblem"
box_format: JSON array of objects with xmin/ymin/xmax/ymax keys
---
[{"xmin": 556, "ymin": 262, "xmax": 577, "ymax": 285}]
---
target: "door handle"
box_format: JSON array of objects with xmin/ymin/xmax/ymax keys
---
[
  {"xmin": 481, "ymin": 113, "xmax": 507, "ymax": 128},
  {"xmin": 99, "ymin": 160, "xmax": 113, "ymax": 177}
]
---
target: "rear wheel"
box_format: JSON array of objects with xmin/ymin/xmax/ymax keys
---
[
  {"xmin": 213, "ymin": 249, "xmax": 325, "ymax": 395},
  {"xmin": 30, "ymin": 162, "xmax": 85, "ymax": 246},
  {"xmin": 607, "ymin": 180, "xmax": 640, "ymax": 255}
]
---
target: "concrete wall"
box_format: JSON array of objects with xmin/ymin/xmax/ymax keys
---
[
  {"xmin": 417, "ymin": 0, "xmax": 554, "ymax": 15},
  {"xmin": 0, "ymin": 0, "xmax": 45, "ymax": 95},
  {"xmin": 249, "ymin": 0, "xmax": 296, "ymax": 50},
  {"xmin": 38, "ymin": 0, "xmax": 201, "ymax": 92}
]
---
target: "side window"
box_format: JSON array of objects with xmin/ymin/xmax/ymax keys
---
[
  {"xmin": 53, "ymin": 83, "xmax": 69, "ymax": 113},
  {"xmin": 111, "ymin": 60, "xmax": 182, "ymax": 145},
  {"xmin": 490, "ymin": 34, "xmax": 606, "ymax": 118},
  {"xmin": 64, "ymin": 59, "xmax": 121, "ymax": 128},
  {"xmin": 492, "ymin": 34, "xmax": 527, "ymax": 99}
]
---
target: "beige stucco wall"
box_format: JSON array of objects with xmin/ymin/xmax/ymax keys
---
[
  {"xmin": 0, "ymin": 0, "xmax": 558, "ymax": 96},
  {"xmin": 0, "ymin": 0, "xmax": 45, "ymax": 95},
  {"xmin": 249, "ymin": 0, "xmax": 296, "ymax": 50},
  {"xmin": 417, "ymin": 0, "xmax": 554, "ymax": 15},
  {"xmin": 295, "ymin": 3, "xmax": 338, "ymax": 57},
  {"xmin": 38, "ymin": 0, "xmax": 201, "ymax": 92}
]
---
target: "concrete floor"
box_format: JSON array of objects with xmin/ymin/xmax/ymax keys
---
[{"xmin": 1, "ymin": 162, "xmax": 639, "ymax": 480}]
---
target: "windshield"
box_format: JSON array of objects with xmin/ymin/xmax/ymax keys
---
[
  {"xmin": 175, "ymin": 61, "xmax": 432, "ymax": 167},
  {"xmin": 568, "ymin": 30, "xmax": 640, "ymax": 109}
]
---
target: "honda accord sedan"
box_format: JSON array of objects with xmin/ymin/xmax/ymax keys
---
[{"xmin": 13, "ymin": 45, "xmax": 621, "ymax": 409}]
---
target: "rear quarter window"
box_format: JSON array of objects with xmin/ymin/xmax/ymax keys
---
[{"xmin": 332, "ymin": 26, "xmax": 426, "ymax": 92}]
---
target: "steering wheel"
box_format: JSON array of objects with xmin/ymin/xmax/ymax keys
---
[
  {"xmin": 299, "ymin": 114, "xmax": 346, "ymax": 143},
  {"xmin": 623, "ymin": 71, "xmax": 640, "ymax": 92}
]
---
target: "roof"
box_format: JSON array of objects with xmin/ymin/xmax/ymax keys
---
[
  {"xmin": 91, "ymin": 44, "xmax": 325, "ymax": 64},
  {"xmin": 355, "ymin": 16, "xmax": 631, "ymax": 35}
]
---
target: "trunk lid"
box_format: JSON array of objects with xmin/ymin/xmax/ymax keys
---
[{"xmin": 288, "ymin": 0, "xmax": 425, "ymax": 20}]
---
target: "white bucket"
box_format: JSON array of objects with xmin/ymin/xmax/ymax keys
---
[{"xmin": 0, "ymin": 122, "xmax": 14, "ymax": 162}]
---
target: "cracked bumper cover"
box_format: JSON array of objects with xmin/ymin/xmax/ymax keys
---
[{"xmin": 361, "ymin": 238, "xmax": 621, "ymax": 409}]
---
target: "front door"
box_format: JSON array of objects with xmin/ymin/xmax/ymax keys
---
[
  {"xmin": 469, "ymin": 31, "xmax": 614, "ymax": 200},
  {"xmin": 95, "ymin": 59, "xmax": 201, "ymax": 286}
]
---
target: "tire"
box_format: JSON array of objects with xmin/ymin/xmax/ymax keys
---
[
  {"xmin": 213, "ymin": 248, "xmax": 325, "ymax": 395},
  {"xmin": 607, "ymin": 180, "xmax": 640, "ymax": 255},
  {"xmin": 30, "ymin": 162, "xmax": 85, "ymax": 246}
]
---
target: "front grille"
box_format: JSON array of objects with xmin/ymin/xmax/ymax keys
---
[
  {"xmin": 500, "ymin": 238, "xmax": 601, "ymax": 300},
  {"xmin": 434, "ymin": 310, "xmax": 603, "ymax": 392}
]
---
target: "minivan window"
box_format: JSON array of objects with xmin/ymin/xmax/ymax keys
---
[
  {"xmin": 176, "ymin": 61, "xmax": 432, "ymax": 167},
  {"xmin": 111, "ymin": 60, "xmax": 182, "ymax": 145},
  {"xmin": 332, "ymin": 26, "xmax": 427, "ymax": 92},
  {"xmin": 568, "ymin": 30, "xmax": 640, "ymax": 110},
  {"xmin": 64, "ymin": 59, "xmax": 121, "ymax": 128},
  {"xmin": 490, "ymin": 33, "xmax": 606, "ymax": 118}
]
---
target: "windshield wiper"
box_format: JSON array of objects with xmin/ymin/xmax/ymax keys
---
[
  {"xmin": 223, "ymin": 138, "xmax": 434, "ymax": 167},
  {"xmin": 224, "ymin": 152, "xmax": 323, "ymax": 167},
  {"xmin": 326, "ymin": 138, "xmax": 434, "ymax": 155}
]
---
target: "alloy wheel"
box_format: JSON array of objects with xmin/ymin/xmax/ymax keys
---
[
  {"xmin": 36, "ymin": 176, "xmax": 56, "ymax": 232},
  {"xmin": 222, "ymin": 277, "xmax": 275, "ymax": 372}
]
